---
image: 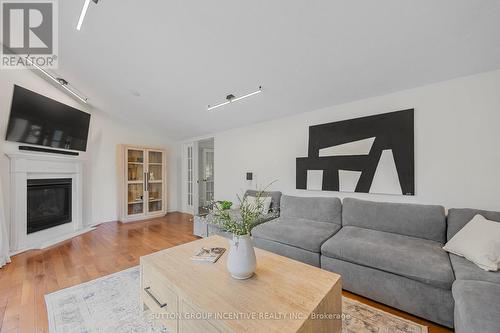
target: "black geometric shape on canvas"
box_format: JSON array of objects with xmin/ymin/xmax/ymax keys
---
[{"xmin": 296, "ymin": 109, "xmax": 414, "ymax": 195}]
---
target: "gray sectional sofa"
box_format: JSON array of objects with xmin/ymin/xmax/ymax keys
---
[{"xmin": 250, "ymin": 195, "xmax": 500, "ymax": 331}]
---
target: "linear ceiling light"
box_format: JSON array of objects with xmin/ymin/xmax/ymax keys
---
[
  {"xmin": 25, "ymin": 56, "xmax": 88, "ymax": 104},
  {"xmin": 208, "ymin": 86, "xmax": 262, "ymax": 111},
  {"xmin": 76, "ymin": 0, "xmax": 98, "ymax": 31}
]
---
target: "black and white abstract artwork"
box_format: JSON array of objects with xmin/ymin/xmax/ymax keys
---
[{"xmin": 296, "ymin": 109, "xmax": 414, "ymax": 195}]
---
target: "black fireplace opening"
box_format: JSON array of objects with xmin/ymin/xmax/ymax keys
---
[{"xmin": 27, "ymin": 178, "xmax": 72, "ymax": 234}]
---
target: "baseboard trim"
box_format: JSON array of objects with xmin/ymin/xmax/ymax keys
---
[{"xmin": 174, "ymin": 210, "xmax": 195, "ymax": 215}]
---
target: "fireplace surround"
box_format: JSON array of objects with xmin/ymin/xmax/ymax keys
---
[{"xmin": 7, "ymin": 152, "xmax": 92, "ymax": 253}]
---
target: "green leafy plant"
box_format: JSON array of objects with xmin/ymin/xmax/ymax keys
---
[
  {"xmin": 211, "ymin": 183, "xmax": 276, "ymax": 236},
  {"xmin": 218, "ymin": 200, "xmax": 233, "ymax": 210}
]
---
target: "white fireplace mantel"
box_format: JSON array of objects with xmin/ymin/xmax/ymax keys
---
[{"xmin": 7, "ymin": 152, "xmax": 93, "ymax": 253}]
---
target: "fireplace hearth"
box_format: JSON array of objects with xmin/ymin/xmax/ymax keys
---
[{"xmin": 27, "ymin": 178, "xmax": 72, "ymax": 234}]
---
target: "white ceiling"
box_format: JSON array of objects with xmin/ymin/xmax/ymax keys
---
[{"xmin": 56, "ymin": 0, "xmax": 500, "ymax": 140}]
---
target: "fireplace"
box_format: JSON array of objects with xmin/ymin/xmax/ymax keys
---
[
  {"xmin": 27, "ymin": 178, "xmax": 72, "ymax": 234},
  {"xmin": 7, "ymin": 153, "xmax": 85, "ymax": 252}
]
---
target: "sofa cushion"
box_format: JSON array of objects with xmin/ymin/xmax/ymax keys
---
[
  {"xmin": 342, "ymin": 198, "xmax": 446, "ymax": 243},
  {"xmin": 447, "ymin": 208, "xmax": 500, "ymax": 241},
  {"xmin": 252, "ymin": 217, "xmax": 341, "ymax": 252},
  {"xmin": 450, "ymin": 254, "xmax": 500, "ymax": 285},
  {"xmin": 321, "ymin": 226, "xmax": 454, "ymax": 289},
  {"xmin": 244, "ymin": 190, "xmax": 282, "ymax": 213},
  {"xmin": 453, "ymin": 280, "xmax": 500, "ymax": 333},
  {"xmin": 321, "ymin": 257, "xmax": 455, "ymax": 328},
  {"xmin": 254, "ymin": 238, "xmax": 321, "ymax": 267},
  {"xmin": 280, "ymin": 195, "xmax": 342, "ymax": 224}
]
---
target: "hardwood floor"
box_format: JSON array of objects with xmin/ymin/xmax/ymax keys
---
[{"xmin": 0, "ymin": 213, "xmax": 453, "ymax": 333}]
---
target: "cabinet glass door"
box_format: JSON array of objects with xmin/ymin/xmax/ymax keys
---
[
  {"xmin": 127, "ymin": 149, "xmax": 145, "ymax": 216},
  {"xmin": 148, "ymin": 150, "xmax": 163, "ymax": 213}
]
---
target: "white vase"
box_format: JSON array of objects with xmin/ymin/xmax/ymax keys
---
[{"xmin": 226, "ymin": 234, "xmax": 257, "ymax": 280}]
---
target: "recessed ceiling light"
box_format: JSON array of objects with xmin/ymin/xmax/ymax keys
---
[
  {"xmin": 76, "ymin": 0, "xmax": 99, "ymax": 31},
  {"xmin": 208, "ymin": 86, "xmax": 262, "ymax": 111}
]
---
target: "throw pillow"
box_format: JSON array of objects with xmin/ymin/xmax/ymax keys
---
[
  {"xmin": 443, "ymin": 214, "xmax": 500, "ymax": 271},
  {"xmin": 245, "ymin": 196, "xmax": 272, "ymax": 215}
]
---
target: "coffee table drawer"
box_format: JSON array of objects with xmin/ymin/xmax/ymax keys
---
[
  {"xmin": 180, "ymin": 300, "xmax": 221, "ymax": 333},
  {"xmin": 141, "ymin": 262, "xmax": 178, "ymax": 332}
]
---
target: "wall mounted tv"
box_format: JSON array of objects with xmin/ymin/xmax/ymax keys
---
[{"xmin": 5, "ymin": 85, "xmax": 91, "ymax": 152}]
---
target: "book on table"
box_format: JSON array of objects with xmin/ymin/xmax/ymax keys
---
[{"xmin": 190, "ymin": 247, "xmax": 226, "ymax": 263}]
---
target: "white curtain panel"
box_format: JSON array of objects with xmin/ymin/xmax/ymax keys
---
[{"xmin": 0, "ymin": 179, "xmax": 11, "ymax": 268}]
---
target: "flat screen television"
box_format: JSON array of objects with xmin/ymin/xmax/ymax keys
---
[{"xmin": 5, "ymin": 85, "xmax": 91, "ymax": 152}]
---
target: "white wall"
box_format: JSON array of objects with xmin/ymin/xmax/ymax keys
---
[
  {"xmin": 212, "ymin": 70, "xmax": 500, "ymax": 211},
  {"xmin": 84, "ymin": 110, "xmax": 180, "ymax": 223},
  {"xmin": 0, "ymin": 69, "xmax": 179, "ymax": 235}
]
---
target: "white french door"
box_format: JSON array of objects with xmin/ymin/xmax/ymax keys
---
[
  {"xmin": 182, "ymin": 139, "xmax": 214, "ymax": 215},
  {"xmin": 201, "ymin": 148, "xmax": 214, "ymax": 207},
  {"xmin": 182, "ymin": 143, "xmax": 196, "ymax": 214}
]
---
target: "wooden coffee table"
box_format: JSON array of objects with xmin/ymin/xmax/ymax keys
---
[{"xmin": 140, "ymin": 235, "xmax": 342, "ymax": 333}]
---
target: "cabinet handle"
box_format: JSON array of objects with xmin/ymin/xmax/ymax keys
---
[{"xmin": 144, "ymin": 287, "xmax": 167, "ymax": 308}]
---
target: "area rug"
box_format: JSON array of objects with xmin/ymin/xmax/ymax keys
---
[{"xmin": 45, "ymin": 267, "xmax": 427, "ymax": 333}]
